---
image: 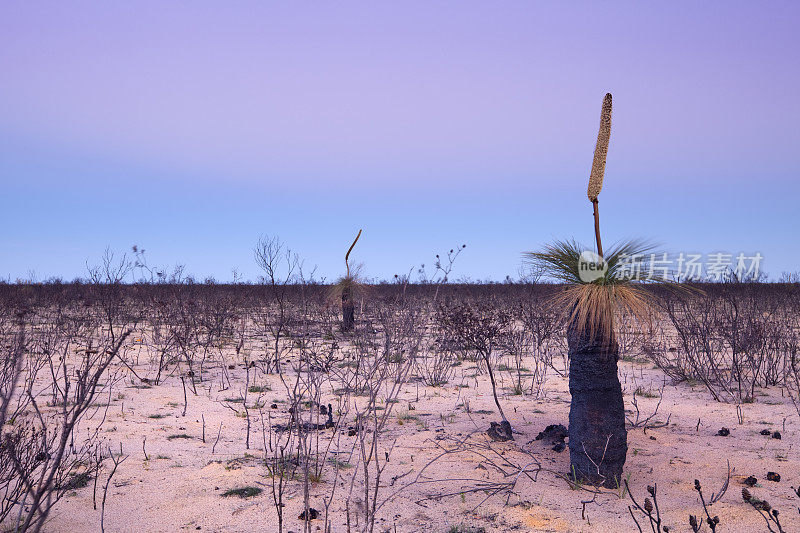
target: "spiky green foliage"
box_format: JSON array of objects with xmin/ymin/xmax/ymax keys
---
[
  {"xmin": 525, "ymin": 239, "xmax": 676, "ymax": 340},
  {"xmin": 329, "ymin": 266, "xmax": 368, "ymax": 301},
  {"xmin": 526, "ymin": 239, "xmax": 661, "ymax": 285}
]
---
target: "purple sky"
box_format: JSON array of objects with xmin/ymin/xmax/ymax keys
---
[{"xmin": 1, "ymin": 2, "xmax": 798, "ymax": 282}]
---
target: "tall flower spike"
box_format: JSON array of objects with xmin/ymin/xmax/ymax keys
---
[
  {"xmin": 587, "ymin": 93, "xmax": 612, "ymax": 202},
  {"xmin": 345, "ymin": 229, "xmax": 362, "ymax": 278}
]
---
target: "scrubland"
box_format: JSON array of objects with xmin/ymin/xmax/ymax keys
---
[{"xmin": 2, "ymin": 281, "xmax": 799, "ymax": 532}]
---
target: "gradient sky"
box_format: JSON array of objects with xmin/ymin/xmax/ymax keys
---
[{"xmin": 1, "ymin": 1, "xmax": 799, "ymax": 282}]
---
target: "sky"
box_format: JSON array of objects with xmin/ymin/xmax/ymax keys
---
[{"xmin": 1, "ymin": 1, "xmax": 799, "ymax": 283}]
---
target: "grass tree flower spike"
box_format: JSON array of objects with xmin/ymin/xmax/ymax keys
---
[{"xmin": 588, "ymin": 93, "xmax": 612, "ymax": 258}]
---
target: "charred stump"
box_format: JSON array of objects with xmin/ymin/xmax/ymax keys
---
[
  {"xmin": 341, "ymin": 286, "xmax": 355, "ymax": 332},
  {"xmin": 567, "ymin": 319, "xmax": 627, "ymax": 488}
]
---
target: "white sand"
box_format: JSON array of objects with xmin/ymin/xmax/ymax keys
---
[{"xmin": 45, "ymin": 353, "xmax": 798, "ymax": 533}]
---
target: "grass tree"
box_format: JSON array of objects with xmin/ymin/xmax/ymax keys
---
[
  {"xmin": 526, "ymin": 93, "xmax": 668, "ymax": 487},
  {"xmin": 333, "ymin": 229, "xmax": 363, "ymax": 332}
]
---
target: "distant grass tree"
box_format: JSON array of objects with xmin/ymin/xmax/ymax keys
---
[
  {"xmin": 526, "ymin": 93, "xmax": 672, "ymax": 488},
  {"xmin": 332, "ymin": 230, "xmax": 364, "ymax": 332}
]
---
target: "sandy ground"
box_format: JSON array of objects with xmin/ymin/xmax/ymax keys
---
[{"xmin": 45, "ymin": 352, "xmax": 798, "ymax": 533}]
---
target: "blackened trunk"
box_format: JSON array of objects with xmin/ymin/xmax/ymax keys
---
[
  {"xmin": 341, "ymin": 287, "xmax": 355, "ymax": 332},
  {"xmin": 567, "ymin": 320, "xmax": 627, "ymax": 488}
]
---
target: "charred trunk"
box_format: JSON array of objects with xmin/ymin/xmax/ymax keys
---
[
  {"xmin": 567, "ymin": 319, "xmax": 627, "ymax": 488},
  {"xmin": 341, "ymin": 286, "xmax": 355, "ymax": 332}
]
